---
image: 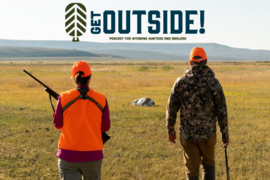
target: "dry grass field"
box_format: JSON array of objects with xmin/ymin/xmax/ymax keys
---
[{"xmin": 0, "ymin": 60, "xmax": 270, "ymax": 180}]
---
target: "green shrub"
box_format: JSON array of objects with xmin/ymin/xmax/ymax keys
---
[
  {"xmin": 138, "ymin": 66, "xmax": 149, "ymax": 71},
  {"xmin": 162, "ymin": 66, "xmax": 174, "ymax": 71}
]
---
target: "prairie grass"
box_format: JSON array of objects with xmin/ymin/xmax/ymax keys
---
[{"xmin": 0, "ymin": 60, "xmax": 270, "ymax": 179}]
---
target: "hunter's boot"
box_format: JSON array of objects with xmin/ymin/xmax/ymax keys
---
[
  {"xmin": 187, "ymin": 176, "xmax": 199, "ymax": 180},
  {"xmin": 202, "ymin": 165, "xmax": 215, "ymax": 180}
]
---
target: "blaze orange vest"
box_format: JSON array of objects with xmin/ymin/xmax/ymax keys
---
[{"xmin": 58, "ymin": 88, "xmax": 106, "ymax": 151}]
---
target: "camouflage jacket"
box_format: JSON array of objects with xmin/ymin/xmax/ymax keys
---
[{"xmin": 166, "ymin": 64, "xmax": 229, "ymax": 141}]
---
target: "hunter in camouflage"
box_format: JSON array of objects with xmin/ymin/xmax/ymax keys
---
[
  {"xmin": 166, "ymin": 47, "xmax": 229, "ymax": 180},
  {"xmin": 166, "ymin": 64, "xmax": 229, "ymax": 141}
]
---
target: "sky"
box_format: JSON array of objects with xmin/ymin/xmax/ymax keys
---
[{"xmin": 0, "ymin": 0, "xmax": 269, "ymax": 50}]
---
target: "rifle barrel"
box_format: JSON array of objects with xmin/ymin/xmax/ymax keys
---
[{"xmin": 23, "ymin": 69, "xmax": 48, "ymax": 88}]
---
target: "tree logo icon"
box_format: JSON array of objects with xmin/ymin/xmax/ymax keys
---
[{"xmin": 65, "ymin": 3, "xmax": 87, "ymax": 42}]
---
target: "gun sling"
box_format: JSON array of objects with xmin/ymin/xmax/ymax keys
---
[{"xmin": 62, "ymin": 88, "xmax": 103, "ymax": 112}]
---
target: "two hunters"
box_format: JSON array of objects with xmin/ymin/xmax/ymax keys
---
[
  {"xmin": 25, "ymin": 47, "xmax": 229, "ymax": 180},
  {"xmin": 166, "ymin": 47, "xmax": 229, "ymax": 180}
]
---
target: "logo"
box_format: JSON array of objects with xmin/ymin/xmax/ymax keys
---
[
  {"xmin": 65, "ymin": 3, "xmax": 87, "ymax": 42},
  {"xmin": 65, "ymin": 3, "xmax": 205, "ymax": 42}
]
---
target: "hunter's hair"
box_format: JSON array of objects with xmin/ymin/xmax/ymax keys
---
[
  {"xmin": 191, "ymin": 56, "xmax": 207, "ymax": 65},
  {"xmin": 75, "ymin": 71, "xmax": 91, "ymax": 86}
]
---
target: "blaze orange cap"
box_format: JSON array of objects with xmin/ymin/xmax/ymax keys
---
[
  {"xmin": 71, "ymin": 61, "xmax": 92, "ymax": 78},
  {"xmin": 190, "ymin": 47, "xmax": 207, "ymax": 62}
]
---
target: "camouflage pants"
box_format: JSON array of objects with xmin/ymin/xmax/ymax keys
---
[{"xmin": 180, "ymin": 133, "xmax": 216, "ymax": 177}]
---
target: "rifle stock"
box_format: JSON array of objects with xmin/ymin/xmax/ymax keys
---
[{"xmin": 45, "ymin": 88, "xmax": 59, "ymax": 100}]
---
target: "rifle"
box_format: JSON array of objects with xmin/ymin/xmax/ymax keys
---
[{"xmin": 23, "ymin": 69, "xmax": 110, "ymax": 144}]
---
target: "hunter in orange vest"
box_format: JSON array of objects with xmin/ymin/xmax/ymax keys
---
[
  {"xmin": 53, "ymin": 61, "xmax": 111, "ymax": 180},
  {"xmin": 59, "ymin": 88, "xmax": 106, "ymax": 151}
]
